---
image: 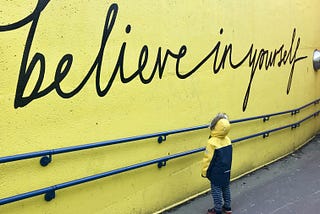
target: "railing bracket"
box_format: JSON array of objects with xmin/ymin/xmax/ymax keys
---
[
  {"xmin": 40, "ymin": 155, "xmax": 52, "ymax": 167},
  {"xmin": 44, "ymin": 190, "xmax": 55, "ymax": 202},
  {"xmin": 263, "ymin": 133, "xmax": 269, "ymax": 138},
  {"xmin": 157, "ymin": 161, "xmax": 167, "ymax": 168},
  {"xmin": 291, "ymin": 110, "xmax": 300, "ymax": 115},
  {"xmin": 291, "ymin": 123, "xmax": 300, "ymax": 129},
  {"xmin": 157, "ymin": 135, "xmax": 167, "ymax": 144},
  {"xmin": 263, "ymin": 116, "xmax": 270, "ymax": 122}
]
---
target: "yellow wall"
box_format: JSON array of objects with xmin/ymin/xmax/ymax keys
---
[{"xmin": 0, "ymin": 0, "xmax": 319, "ymax": 213}]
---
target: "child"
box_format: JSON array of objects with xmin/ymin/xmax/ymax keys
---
[{"xmin": 201, "ymin": 113, "xmax": 233, "ymax": 214}]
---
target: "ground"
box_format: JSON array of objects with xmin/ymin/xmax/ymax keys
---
[{"xmin": 164, "ymin": 133, "xmax": 320, "ymax": 214}]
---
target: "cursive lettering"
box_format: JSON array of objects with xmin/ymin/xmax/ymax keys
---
[{"xmin": 0, "ymin": 2, "xmax": 307, "ymax": 111}]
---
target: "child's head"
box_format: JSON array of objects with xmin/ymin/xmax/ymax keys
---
[{"xmin": 209, "ymin": 113, "xmax": 229, "ymax": 130}]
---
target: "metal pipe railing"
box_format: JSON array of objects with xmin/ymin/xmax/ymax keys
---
[
  {"xmin": 1, "ymin": 98, "xmax": 319, "ymax": 166},
  {"xmin": 232, "ymin": 110, "xmax": 319, "ymax": 143},
  {"xmin": 0, "ymin": 109, "xmax": 319, "ymax": 206},
  {"xmin": 0, "ymin": 147, "xmax": 204, "ymax": 205}
]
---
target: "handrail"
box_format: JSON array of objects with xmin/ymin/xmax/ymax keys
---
[
  {"xmin": 0, "ymin": 98, "xmax": 319, "ymax": 166},
  {"xmin": 232, "ymin": 110, "xmax": 319, "ymax": 143},
  {"xmin": 0, "ymin": 109, "xmax": 319, "ymax": 206},
  {"xmin": 0, "ymin": 147, "xmax": 204, "ymax": 205}
]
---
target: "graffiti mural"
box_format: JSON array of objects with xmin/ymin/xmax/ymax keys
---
[
  {"xmin": 0, "ymin": 1, "xmax": 319, "ymax": 214},
  {"xmin": 0, "ymin": 1, "xmax": 307, "ymax": 111}
]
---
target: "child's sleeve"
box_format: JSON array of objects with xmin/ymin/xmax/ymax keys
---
[{"xmin": 201, "ymin": 142, "xmax": 215, "ymax": 178}]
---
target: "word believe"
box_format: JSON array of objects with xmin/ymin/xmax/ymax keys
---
[{"xmin": 0, "ymin": 1, "xmax": 307, "ymax": 111}]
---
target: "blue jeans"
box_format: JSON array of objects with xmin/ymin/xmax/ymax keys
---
[{"xmin": 211, "ymin": 183, "xmax": 231, "ymax": 213}]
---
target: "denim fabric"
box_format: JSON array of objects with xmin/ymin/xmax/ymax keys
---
[{"xmin": 211, "ymin": 183, "xmax": 231, "ymax": 212}]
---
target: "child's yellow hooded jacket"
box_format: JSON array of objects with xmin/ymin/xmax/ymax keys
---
[{"xmin": 201, "ymin": 118, "xmax": 232, "ymax": 187}]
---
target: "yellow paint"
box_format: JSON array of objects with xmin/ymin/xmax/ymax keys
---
[{"xmin": 0, "ymin": 0, "xmax": 319, "ymax": 213}]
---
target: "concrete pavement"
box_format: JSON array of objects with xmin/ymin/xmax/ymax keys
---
[{"xmin": 163, "ymin": 133, "xmax": 320, "ymax": 214}]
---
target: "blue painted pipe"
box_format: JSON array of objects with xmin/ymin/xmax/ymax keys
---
[
  {"xmin": 0, "ymin": 98, "xmax": 318, "ymax": 165},
  {"xmin": 0, "ymin": 147, "xmax": 204, "ymax": 205},
  {"xmin": 0, "ymin": 110, "xmax": 319, "ymax": 205}
]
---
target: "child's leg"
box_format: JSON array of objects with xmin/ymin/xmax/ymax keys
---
[
  {"xmin": 211, "ymin": 183, "xmax": 223, "ymax": 213},
  {"xmin": 222, "ymin": 184, "xmax": 231, "ymax": 209}
]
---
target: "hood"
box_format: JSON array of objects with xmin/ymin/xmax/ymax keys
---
[{"xmin": 210, "ymin": 118, "xmax": 230, "ymax": 138}]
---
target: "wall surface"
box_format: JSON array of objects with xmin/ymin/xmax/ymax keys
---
[{"xmin": 0, "ymin": 0, "xmax": 319, "ymax": 213}]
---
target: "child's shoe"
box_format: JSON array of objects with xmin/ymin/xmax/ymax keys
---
[
  {"xmin": 207, "ymin": 208, "xmax": 216, "ymax": 214},
  {"xmin": 207, "ymin": 208, "xmax": 222, "ymax": 214},
  {"xmin": 222, "ymin": 206, "xmax": 232, "ymax": 214}
]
